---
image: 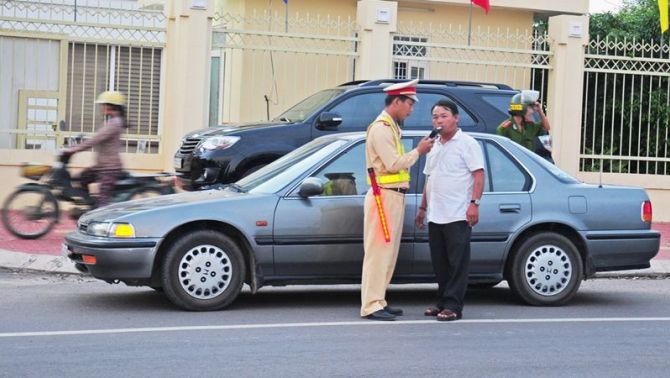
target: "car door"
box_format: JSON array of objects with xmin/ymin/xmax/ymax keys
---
[
  {"xmin": 273, "ymin": 138, "xmax": 416, "ymax": 277},
  {"xmin": 413, "ymin": 138, "xmax": 532, "ymax": 277}
]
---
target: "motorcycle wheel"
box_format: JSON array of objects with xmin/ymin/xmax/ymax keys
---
[{"xmin": 1, "ymin": 188, "xmax": 60, "ymax": 239}]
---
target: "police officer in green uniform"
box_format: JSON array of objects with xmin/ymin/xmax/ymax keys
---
[{"xmin": 497, "ymin": 91, "xmax": 552, "ymax": 162}]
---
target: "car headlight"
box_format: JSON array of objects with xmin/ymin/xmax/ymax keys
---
[
  {"xmin": 87, "ymin": 222, "xmax": 136, "ymax": 238},
  {"xmin": 197, "ymin": 136, "xmax": 240, "ymax": 151}
]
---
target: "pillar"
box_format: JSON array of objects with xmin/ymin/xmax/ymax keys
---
[
  {"xmin": 546, "ymin": 15, "xmax": 589, "ymax": 175},
  {"xmin": 356, "ymin": 0, "xmax": 397, "ymax": 80},
  {"xmin": 162, "ymin": 0, "xmax": 215, "ymax": 171}
]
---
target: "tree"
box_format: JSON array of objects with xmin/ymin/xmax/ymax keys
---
[{"xmin": 590, "ymin": 0, "xmax": 667, "ymax": 46}]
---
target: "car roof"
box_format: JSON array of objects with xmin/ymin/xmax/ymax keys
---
[
  {"xmin": 331, "ymin": 130, "xmax": 509, "ymax": 142},
  {"xmin": 338, "ymin": 79, "xmax": 516, "ymax": 92}
]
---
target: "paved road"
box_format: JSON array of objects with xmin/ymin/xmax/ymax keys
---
[{"xmin": 1, "ymin": 270, "xmax": 669, "ymax": 377}]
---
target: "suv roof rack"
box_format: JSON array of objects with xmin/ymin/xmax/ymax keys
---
[
  {"xmin": 338, "ymin": 80, "xmax": 371, "ymax": 87},
  {"xmin": 357, "ymin": 79, "xmax": 513, "ymax": 90}
]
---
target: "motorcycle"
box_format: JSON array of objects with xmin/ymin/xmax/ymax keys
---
[{"xmin": 1, "ymin": 153, "xmax": 175, "ymax": 239}]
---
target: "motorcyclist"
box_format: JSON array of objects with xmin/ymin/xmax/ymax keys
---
[
  {"xmin": 63, "ymin": 91, "xmax": 127, "ymax": 207},
  {"xmin": 497, "ymin": 91, "xmax": 553, "ymax": 163}
]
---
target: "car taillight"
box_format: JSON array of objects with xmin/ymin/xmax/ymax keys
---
[{"xmin": 641, "ymin": 200, "xmax": 652, "ymax": 223}]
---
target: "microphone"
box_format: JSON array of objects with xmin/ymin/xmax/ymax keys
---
[{"xmin": 428, "ymin": 127, "xmax": 442, "ymax": 139}]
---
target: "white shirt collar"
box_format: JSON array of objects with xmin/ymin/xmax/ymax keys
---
[{"xmin": 438, "ymin": 128, "xmax": 462, "ymax": 143}]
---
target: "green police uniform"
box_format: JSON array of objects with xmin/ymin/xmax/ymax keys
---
[{"xmin": 496, "ymin": 117, "xmax": 544, "ymax": 152}]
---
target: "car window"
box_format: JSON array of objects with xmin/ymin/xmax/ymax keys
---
[
  {"xmin": 404, "ymin": 93, "xmax": 476, "ymax": 129},
  {"xmin": 327, "ymin": 92, "xmax": 386, "ymax": 130},
  {"xmin": 484, "ymin": 141, "xmax": 530, "ymax": 192},
  {"xmin": 239, "ymin": 138, "xmax": 348, "ymax": 193},
  {"xmin": 514, "ymin": 143, "xmax": 581, "ymax": 184},
  {"xmin": 310, "ymin": 138, "xmax": 414, "ymax": 197}
]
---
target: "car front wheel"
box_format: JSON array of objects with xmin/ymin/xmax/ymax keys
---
[
  {"xmin": 508, "ymin": 232, "xmax": 583, "ymax": 306},
  {"xmin": 161, "ymin": 230, "xmax": 245, "ymax": 311}
]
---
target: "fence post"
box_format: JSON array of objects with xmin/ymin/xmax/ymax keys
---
[
  {"xmin": 547, "ymin": 15, "xmax": 589, "ymax": 175},
  {"xmin": 161, "ymin": 0, "xmax": 215, "ymax": 171},
  {"xmin": 356, "ymin": 0, "xmax": 397, "ymax": 79}
]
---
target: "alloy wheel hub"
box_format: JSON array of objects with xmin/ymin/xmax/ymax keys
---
[
  {"xmin": 524, "ymin": 244, "xmax": 572, "ymax": 296},
  {"xmin": 178, "ymin": 244, "xmax": 232, "ymax": 299}
]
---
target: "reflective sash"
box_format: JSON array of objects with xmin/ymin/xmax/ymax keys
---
[{"xmin": 367, "ymin": 113, "xmax": 410, "ymax": 185}]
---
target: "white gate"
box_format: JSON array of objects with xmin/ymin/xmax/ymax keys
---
[
  {"xmin": 211, "ymin": 10, "xmax": 359, "ymax": 124},
  {"xmin": 0, "ymin": 0, "xmax": 166, "ymax": 153},
  {"xmin": 581, "ymin": 37, "xmax": 670, "ymax": 176},
  {"xmin": 392, "ymin": 21, "xmax": 552, "ymax": 102}
]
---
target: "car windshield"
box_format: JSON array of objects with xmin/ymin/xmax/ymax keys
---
[
  {"xmin": 273, "ymin": 89, "xmax": 345, "ymax": 122},
  {"xmin": 236, "ymin": 137, "xmax": 349, "ymax": 193}
]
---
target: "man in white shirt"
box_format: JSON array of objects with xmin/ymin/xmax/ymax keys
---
[{"xmin": 415, "ymin": 99, "xmax": 485, "ymax": 321}]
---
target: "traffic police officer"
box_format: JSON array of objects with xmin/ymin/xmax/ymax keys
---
[{"xmin": 361, "ymin": 79, "xmax": 434, "ymax": 321}]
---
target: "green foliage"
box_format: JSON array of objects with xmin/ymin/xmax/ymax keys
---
[{"xmin": 590, "ymin": 0, "xmax": 667, "ymax": 45}]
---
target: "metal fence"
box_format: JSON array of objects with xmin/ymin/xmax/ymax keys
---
[
  {"xmin": 581, "ymin": 36, "xmax": 670, "ymax": 175},
  {"xmin": 392, "ymin": 21, "xmax": 551, "ymax": 103},
  {"xmin": 0, "ymin": 0, "xmax": 165, "ymax": 153},
  {"xmin": 211, "ymin": 10, "xmax": 359, "ymax": 123}
]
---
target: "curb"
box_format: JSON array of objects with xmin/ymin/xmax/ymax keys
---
[{"xmin": 0, "ymin": 249, "xmax": 80, "ymax": 275}]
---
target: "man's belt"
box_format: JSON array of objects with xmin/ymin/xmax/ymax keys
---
[{"xmin": 382, "ymin": 187, "xmax": 408, "ymax": 194}]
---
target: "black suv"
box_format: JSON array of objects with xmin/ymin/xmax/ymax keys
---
[{"xmin": 174, "ymin": 79, "xmax": 516, "ymax": 190}]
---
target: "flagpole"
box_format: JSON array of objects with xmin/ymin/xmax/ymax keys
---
[{"xmin": 467, "ymin": 1, "xmax": 473, "ymax": 46}]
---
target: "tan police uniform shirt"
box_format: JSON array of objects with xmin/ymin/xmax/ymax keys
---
[{"xmin": 365, "ymin": 111, "xmax": 419, "ymax": 188}]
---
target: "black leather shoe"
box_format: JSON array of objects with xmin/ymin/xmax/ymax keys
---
[
  {"xmin": 365, "ymin": 309, "xmax": 396, "ymax": 321},
  {"xmin": 383, "ymin": 306, "xmax": 403, "ymax": 316}
]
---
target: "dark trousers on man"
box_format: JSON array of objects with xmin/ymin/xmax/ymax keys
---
[{"xmin": 428, "ymin": 220, "xmax": 471, "ymax": 315}]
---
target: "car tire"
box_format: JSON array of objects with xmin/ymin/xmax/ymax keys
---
[
  {"xmin": 508, "ymin": 232, "xmax": 583, "ymax": 306},
  {"xmin": 161, "ymin": 230, "xmax": 245, "ymax": 311}
]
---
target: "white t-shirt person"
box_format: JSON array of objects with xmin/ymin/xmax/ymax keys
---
[{"xmin": 423, "ymin": 128, "xmax": 484, "ymax": 224}]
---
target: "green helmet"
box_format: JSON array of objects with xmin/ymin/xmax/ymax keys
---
[{"xmin": 508, "ymin": 93, "xmax": 534, "ymax": 116}]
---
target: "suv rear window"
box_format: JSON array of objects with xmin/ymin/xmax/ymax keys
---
[
  {"xmin": 327, "ymin": 91, "xmax": 477, "ymax": 130},
  {"xmin": 275, "ymin": 88, "xmax": 345, "ymax": 122},
  {"xmin": 404, "ymin": 93, "xmax": 476, "ymax": 129},
  {"xmin": 480, "ymin": 94, "xmax": 515, "ymax": 119}
]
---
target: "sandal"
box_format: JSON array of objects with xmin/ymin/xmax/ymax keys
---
[
  {"xmin": 424, "ymin": 306, "xmax": 442, "ymax": 316},
  {"xmin": 436, "ymin": 309, "xmax": 461, "ymax": 321}
]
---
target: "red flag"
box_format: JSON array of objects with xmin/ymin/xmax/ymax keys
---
[{"xmin": 472, "ymin": 0, "xmax": 490, "ymax": 14}]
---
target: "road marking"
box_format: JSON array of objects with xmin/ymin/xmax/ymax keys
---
[{"xmin": 2, "ymin": 317, "xmax": 670, "ymax": 338}]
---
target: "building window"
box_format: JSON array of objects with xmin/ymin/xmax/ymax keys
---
[
  {"xmin": 66, "ymin": 43, "xmax": 162, "ymax": 152},
  {"xmin": 393, "ymin": 35, "xmax": 428, "ymax": 80}
]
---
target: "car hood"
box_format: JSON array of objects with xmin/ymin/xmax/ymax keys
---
[
  {"xmin": 78, "ymin": 188, "xmax": 260, "ymax": 223},
  {"xmin": 183, "ymin": 121, "xmax": 293, "ymax": 138}
]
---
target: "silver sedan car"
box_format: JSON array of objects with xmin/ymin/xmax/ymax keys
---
[{"xmin": 64, "ymin": 132, "xmax": 660, "ymax": 311}]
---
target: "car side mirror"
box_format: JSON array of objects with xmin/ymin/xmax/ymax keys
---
[
  {"xmin": 315, "ymin": 112, "xmax": 342, "ymax": 130},
  {"xmin": 298, "ymin": 177, "xmax": 324, "ymax": 198}
]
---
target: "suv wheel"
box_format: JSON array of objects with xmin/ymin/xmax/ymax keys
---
[
  {"xmin": 161, "ymin": 230, "xmax": 245, "ymax": 311},
  {"xmin": 508, "ymin": 232, "xmax": 582, "ymax": 306}
]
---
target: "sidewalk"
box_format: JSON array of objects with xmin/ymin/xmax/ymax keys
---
[{"xmin": 1, "ymin": 218, "xmax": 669, "ymax": 276}]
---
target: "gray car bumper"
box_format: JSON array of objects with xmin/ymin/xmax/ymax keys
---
[
  {"xmin": 583, "ymin": 230, "xmax": 660, "ymax": 272},
  {"xmin": 64, "ymin": 232, "xmax": 162, "ymax": 283}
]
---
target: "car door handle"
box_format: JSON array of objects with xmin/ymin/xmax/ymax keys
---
[{"xmin": 499, "ymin": 204, "xmax": 521, "ymax": 213}]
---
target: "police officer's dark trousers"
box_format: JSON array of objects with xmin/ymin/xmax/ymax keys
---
[{"xmin": 428, "ymin": 220, "xmax": 471, "ymax": 314}]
